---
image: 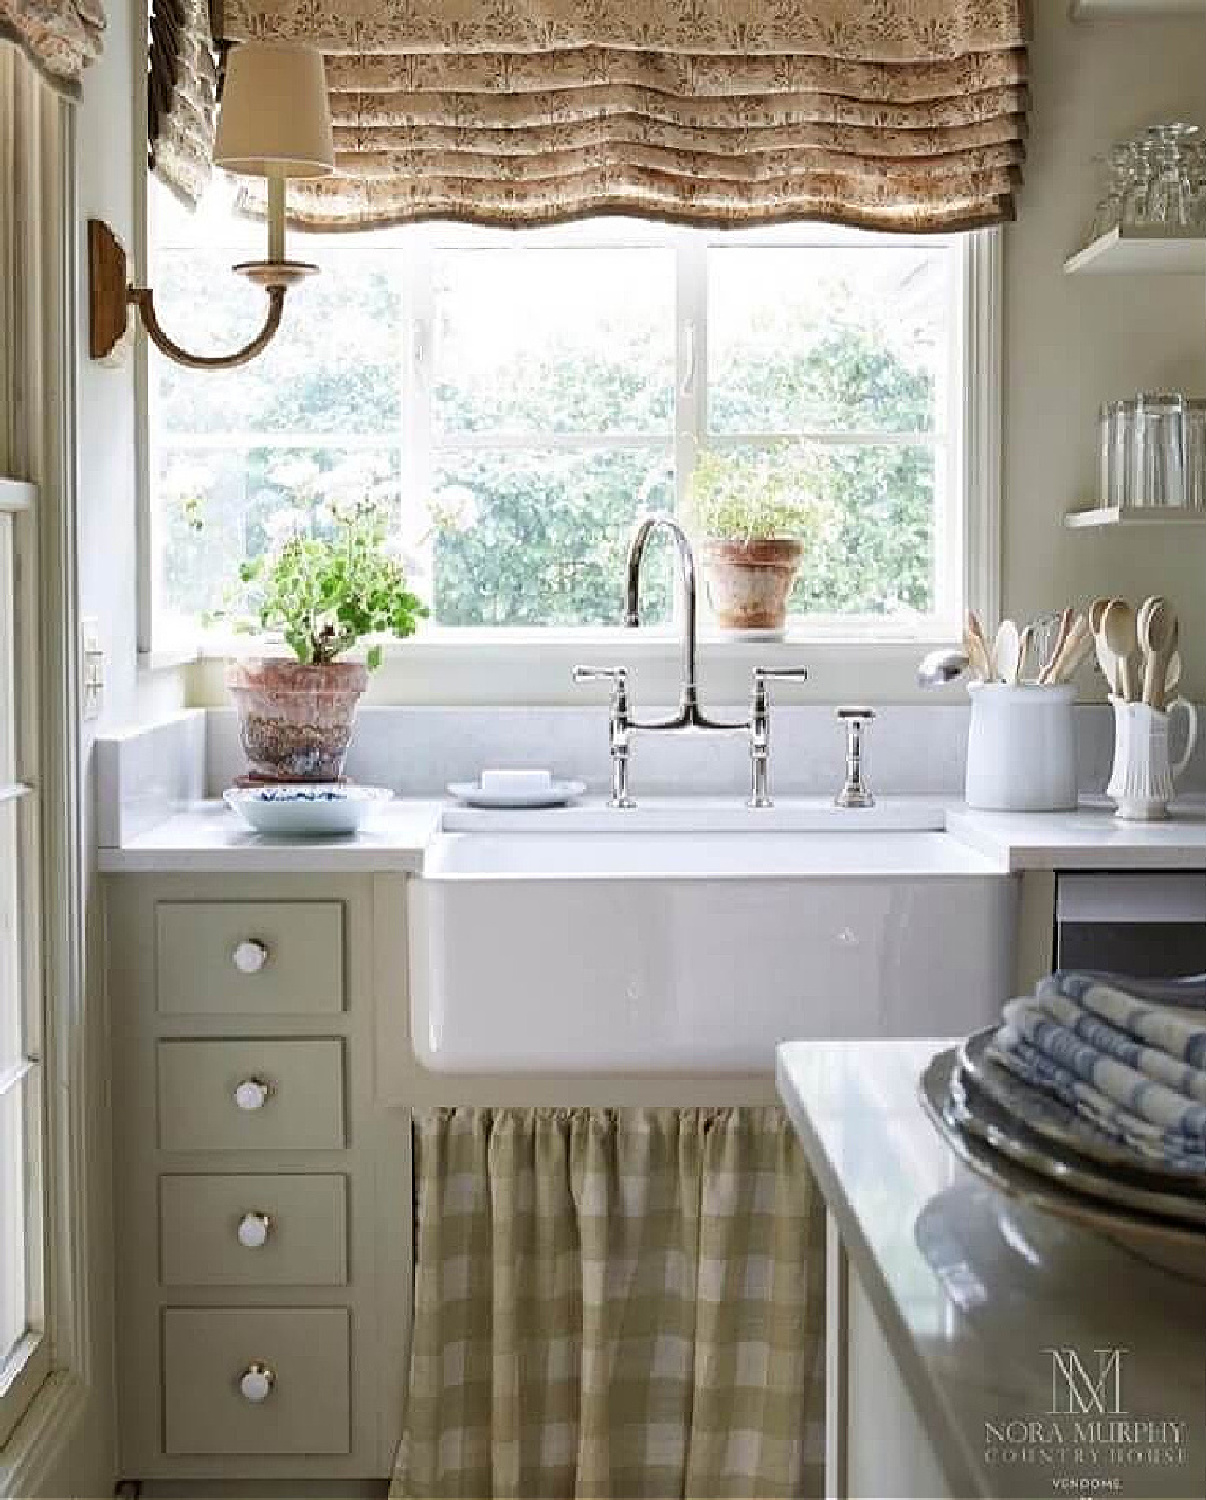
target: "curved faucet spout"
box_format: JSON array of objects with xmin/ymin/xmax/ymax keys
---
[{"xmin": 625, "ymin": 513, "xmax": 698, "ymax": 714}]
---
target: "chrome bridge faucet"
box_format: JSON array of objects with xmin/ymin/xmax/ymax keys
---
[{"xmin": 573, "ymin": 513, "xmax": 809, "ymax": 807}]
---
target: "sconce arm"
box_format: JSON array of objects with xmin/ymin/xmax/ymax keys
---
[{"xmin": 128, "ymin": 283, "xmax": 287, "ymax": 371}]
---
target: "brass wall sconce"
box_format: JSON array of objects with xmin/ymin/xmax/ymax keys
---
[{"xmin": 89, "ymin": 41, "xmax": 334, "ymax": 371}]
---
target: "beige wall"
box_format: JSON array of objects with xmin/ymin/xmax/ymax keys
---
[{"xmin": 1003, "ymin": 4, "xmax": 1206, "ymax": 699}]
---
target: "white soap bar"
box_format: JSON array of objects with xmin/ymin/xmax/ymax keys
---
[{"xmin": 479, "ymin": 768, "xmax": 553, "ymax": 795}]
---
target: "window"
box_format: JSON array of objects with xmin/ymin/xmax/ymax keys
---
[
  {"xmin": 0, "ymin": 477, "xmax": 47, "ymax": 1446},
  {"xmin": 148, "ymin": 183, "xmax": 995, "ymax": 653}
]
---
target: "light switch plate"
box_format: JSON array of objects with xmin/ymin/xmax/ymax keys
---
[{"xmin": 81, "ymin": 617, "xmax": 105, "ymax": 721}]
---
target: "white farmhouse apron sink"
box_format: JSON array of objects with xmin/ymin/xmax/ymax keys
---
[{"xmin": 409, "ymin": 801, "xmax": 1017, "ymax": 1074}]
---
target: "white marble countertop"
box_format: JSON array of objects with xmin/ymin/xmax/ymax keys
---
[
  {"xmin": 97, "ymin": 794, "xmax": 1206, "ymax": 873},
  {"xmin": 948, "ymin": 797, "xmax": 1206, "ymax": 871},
  {"xmin": 97, "ymin": 798, "xmax": 445, "ymax": 873},
  {"xmin": 777, "ymin": 1038, "xmax": 1206, "ymax": 1500}
]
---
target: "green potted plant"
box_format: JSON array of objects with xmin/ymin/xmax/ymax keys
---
[
  {"xmin": 224, "ymin": 499, "xmax": 427, "ymax": 781},
  {"xmin": 687, "ymin": 449, "xmax": 829, "ymax": 637}
]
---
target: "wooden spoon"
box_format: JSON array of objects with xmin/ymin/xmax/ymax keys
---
[
  {"xmin": 1049, "ymin": 617, "xmax": 1092, "ymax": 685},
  {"xmin": 1016, "ymin": 623, "xmax": 1036, "ymax": 684},
  {"xmin": 1102, "ymin": 598, "xmax": 1139, "ymax": 701},
  {"xmin": 1164, "ymin": 649, "xmax": 1183, "ymax": 702},
  {"xmin": 964, "ymin": 611, "xmax": 993, "ymax": 682},
  {"xmin": 1038, "ymin": 607, "xmax": 1074, "ymax": 685},
  {"xmin": 1089, "ymin": 595, "xmax": 1122, "ymax": 695},
  {"xmin": 1140, "ymin": 601, "xmax": 1178, "ymax": 709}
]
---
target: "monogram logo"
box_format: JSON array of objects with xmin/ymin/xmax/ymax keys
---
[{"xmin": 1044, "ymin": 1348, "xmax": 1128, "ymax": 1417}]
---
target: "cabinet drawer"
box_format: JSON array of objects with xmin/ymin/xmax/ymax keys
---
[
  {"xmin": 163, "ymin": 1308, "xmax": 350, "ymax": 1455},
  {"xmin": 157, "ymin": 1039, "xmax": 345, "ymax": 1153},
  {"xmin": 160, "ymin": 1174, "xmax": 348, "ymax": 1287},
  {"xmin": 156, "ymin": 901, "xmax": 344, "ymax": 1015}
]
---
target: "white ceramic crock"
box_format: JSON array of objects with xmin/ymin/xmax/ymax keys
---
[
  {"xmin": 965, "ymin": 682, "xmax": 1078, "ymax": 812},
  {"xmin": 1106, "ymin": 696, "xmax": 1199, "ymax": 821}
]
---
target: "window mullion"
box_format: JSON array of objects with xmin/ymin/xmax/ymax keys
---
[
  {"xmin": 675, "ymin": 233, "xmax": 708, "ymax": 520},
  {"xmin": 673, "ymin": 235, "xmax": 708, "ymax": 630},
  {"xmin": 402, "ymin": 235, "xmax": 436, "ymax": 609}
]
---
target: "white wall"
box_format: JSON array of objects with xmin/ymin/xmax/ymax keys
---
[{"xmin": 1002, "ymin": 4, "xmax": 1206, "ymax": 698}]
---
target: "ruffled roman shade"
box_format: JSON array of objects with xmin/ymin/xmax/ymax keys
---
[
  {"xmin": 213, "ymin": 0, "xmax": 1029, "ymax": 231},
  {"xmin": 0, "ymin": 0, "xmax": 105, "ymax": 97},
  {"xmin": 148, "ymin": 0, "xmax": 219, "ymax": 206}
]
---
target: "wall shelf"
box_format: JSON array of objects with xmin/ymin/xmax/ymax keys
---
[
  {"xmin": 1064, "ymin": 226, "xmax": 1206, "ymax": 275},
  {"xmin": 1064, "ymin": 505, "xmax": 1206, "ymax": 529}
]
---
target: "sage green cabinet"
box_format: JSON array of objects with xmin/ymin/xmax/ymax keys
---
[{"xmin": 106, "ymin": 872, "xmax": 412, "ymax": 1484}]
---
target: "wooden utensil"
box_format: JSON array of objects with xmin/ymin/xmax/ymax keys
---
[
  {"xmin": 1164, "ymin": 649, "xmax": 1183, "ymax": 702},
  {"xmin": 1140, "ymin": 601, "xmax": 1178, "ymax": 709},
  {"xmin": 1038, "ymin": 607, "xmax": 1074, "ymax": 686},
  {"xmin": 1016, "ymin": 623, "xmax": 1036, "ymax": 685},
  {"xmin": 1089, "ymin": 595, "xmax": 1122, "ymax": 695},
  {"xmin": 1049, "ymin": 617, "xmax": 1092, "ymax": 685},
  {"xmin": 1102, "ymin": 598, "xmax": 1139, "ymax": 701},
  {"xmin": 964, "ymin": 611, "xmax": 993, "ymax": 682},
  {"xmin": 993, "ymin": 619, "xmax": 1021, "ymax": 686},
  {"xmin": 1087, "ymin": 596, "xmax": 1112, "ymax": 636}
]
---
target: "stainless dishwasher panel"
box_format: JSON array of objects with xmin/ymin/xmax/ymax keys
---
[{"xmin": 1055, "ymin": 871, "xmax": 1206, "ymax": 977}]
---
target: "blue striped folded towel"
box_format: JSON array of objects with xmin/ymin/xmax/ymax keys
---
[
  {"xmin": 1001, "ymin": 998, "xmax": 1206, "ymax": 1141},
  {"xmin": 1041, "ymin": 971, "xmax": 1206, "ymax": 1063},
  {"xmin": 988, "ymin": 1024, "xmax": 1206, "ymax": 1175},
  {"xmin": 1032, "ymin": 979, "xmax": 1206, "ymax": 1103}
]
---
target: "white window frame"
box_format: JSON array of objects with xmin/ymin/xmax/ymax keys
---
[
  {"xmin": 138, "ymin": 211, "xmax": 1001, "ymax": 702},
  {"xmin": 0, "ymin": 476, "xmax": 49, "ymax": 1451},
  {"xmin": 0, "ymin": 96, "xmax": 92, "ymax": 1496}
]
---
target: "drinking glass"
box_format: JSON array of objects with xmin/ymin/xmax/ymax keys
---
[{"xmin": 1129, "ymin": 392, "xmax": 1186, "ymax": 508}]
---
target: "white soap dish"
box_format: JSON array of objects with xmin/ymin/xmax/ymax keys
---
[{"xmin": 446, "ymin": 774, "xmax": 585, "ymax": 809}]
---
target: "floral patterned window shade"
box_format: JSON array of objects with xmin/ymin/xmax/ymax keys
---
[
  {"xmin": 212, "ymin": 0, "xmax": 1029, "ymax": 231},
  {"xmin": 0, "ymin": 0, "xmax": 104, "ymax": 97},
  {"xmin": 148, "ymin": 0, "xmax": 219, "ymax": 206}
]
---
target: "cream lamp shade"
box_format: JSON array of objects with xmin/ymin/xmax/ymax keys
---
[{"xmin": 213, "ymin": 42, "xmax": 334, "ymax": 179}]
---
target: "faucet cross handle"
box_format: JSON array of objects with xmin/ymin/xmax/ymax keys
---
[
  {"xmin": 748, "ymin": 665, "xmax": 809, "ymax": 809},
  {"xmin": 573, "ymin": 663, "xmax": 629, "ymax": 691},
  {"xmin": 572, "ymin": 665, "xmax": 635, "ymax": 808}
]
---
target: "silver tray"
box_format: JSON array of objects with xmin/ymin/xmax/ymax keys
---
[
  {"xmin": 959, "ymin": 1026, "xmax": 1206, "ymax": 1188},
  {"xmin": 947, "ymin": 1063, "xmax": 1206, "ymax": 1226},
  {"xmin": 919, "ymin": 1050, "xmax": 1206, "ymax": 1251}
]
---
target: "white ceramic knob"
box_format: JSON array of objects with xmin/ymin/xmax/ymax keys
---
[
  {"xmin": 239, "ymin": 1362, "xmax": 275, "ymax": 1402},
  {"xmin": 232, "ymin": 939, "xmax": 269, "ymax": 975},
  {"xmin": 233, "ymin": 1077, "xmax": 271, "ymax": 1112},
  {"xmin": 237, "ymin": 1211, "xmax": 272, "ymax": 1249}
]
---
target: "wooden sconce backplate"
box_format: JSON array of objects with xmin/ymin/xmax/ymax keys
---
[{"xmin": 88, "ymin": 219, "xmax": 130, "ymax": 361}]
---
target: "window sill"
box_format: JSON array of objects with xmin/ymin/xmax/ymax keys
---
[{"xmin": 180, "ymin": 624, "xmax": 964, "ymax": 707}]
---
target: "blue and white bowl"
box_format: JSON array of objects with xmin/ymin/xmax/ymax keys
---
[{"xmin": 223, "ymin": 783, "xmax": 392, "ymax": 837}]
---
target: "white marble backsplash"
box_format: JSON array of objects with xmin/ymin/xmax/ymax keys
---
[
  {"xmin": 96, "ymin": 709, "xmax": 206, "ymax": 847},
  {"xmin": 202, "ymin": 701, "xmax": 1204, "ymax": 799},
  {"xmin": 95, "ymin": 702, "xmax": 1205, "ymax": 842}
]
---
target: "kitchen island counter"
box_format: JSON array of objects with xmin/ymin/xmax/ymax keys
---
[{"xmin": 777, "ymin": 1038, "xmax": 1206, "ymax": 1500}]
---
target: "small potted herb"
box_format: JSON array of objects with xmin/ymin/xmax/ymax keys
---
[
  {"xmin": 688, "ymin": 450, "xmax": 829, "ymax": 637},
  {"xmin": 224, "ymin": 500, "xmax": 427, "ymax": 781}
]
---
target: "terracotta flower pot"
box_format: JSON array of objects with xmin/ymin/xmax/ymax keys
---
[
  {"xmin": 226, "ymin": 658, "xmax": 369, "ymax": 782},
  {"xmin": 700, "ymin": 539, "xmax": 804, "ymax": 636}
]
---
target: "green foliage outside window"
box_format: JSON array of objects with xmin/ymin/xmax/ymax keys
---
[{"xmin": 153, "ymin": 246, "xmax": 940, "ymax": 631}]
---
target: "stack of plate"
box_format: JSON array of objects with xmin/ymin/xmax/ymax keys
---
[{"xmin": 920, "ymin": 1031, "xmax": 1206, "ymax": 1253}]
